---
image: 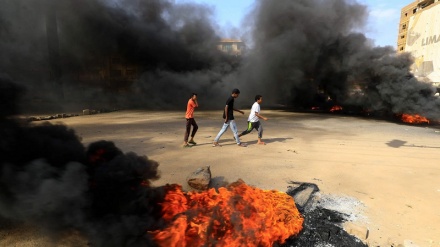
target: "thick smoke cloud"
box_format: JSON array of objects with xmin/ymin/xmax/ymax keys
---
[
  {"xmin": 241, "ymin": 0, "xmax": 440, "ymax": 119},
  {"xmin": 2, "ymin": 0, "xmax": 439, "ymax": 118},
  {"xmin": 0, "ymin": 76, "xmax": 165, "ymax": 246},
  {"xmin": 0, "ymin": 0, "xmax": 237, "ymax": 112}
]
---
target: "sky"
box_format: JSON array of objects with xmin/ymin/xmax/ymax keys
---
[{"xmin": 177, "ymin": 0, "xmax": 410, "ymax": 48}]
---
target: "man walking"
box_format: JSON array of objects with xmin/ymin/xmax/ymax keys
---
[
  {"xmin": 183, "ymin": 93, "xmax": 198, "ymax": 147},
  {"xmin": 238, "ymin": 95, "xmax": 268, "ymax": 145},
  {"xmin": 213, "ymin": 88, "xmax": 247, "ymax": 147}
]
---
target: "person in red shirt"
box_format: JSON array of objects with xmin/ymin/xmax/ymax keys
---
[{"xmin": 183, "ymin": 93, "xmax": 199, "ymax": 147}]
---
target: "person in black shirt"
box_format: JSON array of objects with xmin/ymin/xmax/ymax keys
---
[{"xmin": 212, "ymin": 88, "xmax": 247, "ymax": 147}]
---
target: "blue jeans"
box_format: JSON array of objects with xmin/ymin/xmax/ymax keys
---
[{"xmin": 214, "ymin": 120, "xmax": 241, "ymax": 144}]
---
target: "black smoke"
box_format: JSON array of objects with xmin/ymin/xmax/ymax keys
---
[
  {"xmin": 241, "ymin": 0, "xmax": 440, "ymax": 119},
  {"xmin": 2, "ymin": 0, "xmax": 439, "ymax": 118},
  {"xmin": 0, "ymin": 0, "xmax": 238, "ymax": 112},
  {"xmin": 0, "ymin": 75, "xmax": 165, "ymax": 246}
]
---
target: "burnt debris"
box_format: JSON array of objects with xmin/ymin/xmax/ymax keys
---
[{"xmin": 283, "ymin": 182, "xmax": 368, "ymax": 247}]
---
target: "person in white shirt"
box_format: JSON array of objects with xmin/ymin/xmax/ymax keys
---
[{"xmin": 238, "ymin": 95, "xmax": 268, "ymax": 145}]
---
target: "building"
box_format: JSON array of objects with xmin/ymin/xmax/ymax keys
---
[
  {"xmin": 397, "ymin": 0, "xmax": 440, "ymax": 88},
  {"xmin": 77, "ymin": 55, "xmax": 139, "ymax": 91},
  {"xmin": 217, "ymin": 39, "xmax": 246, "ymax": 56}
]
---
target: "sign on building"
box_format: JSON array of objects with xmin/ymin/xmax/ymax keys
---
[{"xmin": 405, "ymin": 4, "xmax": 440, "ymax": 87}]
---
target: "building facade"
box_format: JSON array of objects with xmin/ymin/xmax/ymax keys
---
[
  {"xmin": 217, "ymin": 39, "xmax": 245, "ymax": 56},
  {"xmin": 397, "ymin": 0, "xmax": 440, "ymax": 88},
  {"xmin": 77, "ymin": 55, "xmax": 139, "ymax": 91}
]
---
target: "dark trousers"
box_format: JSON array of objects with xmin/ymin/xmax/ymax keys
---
[
  {"xmin": 184, "ymin": 118, "xmax": 198, "ymax": 142},
  {"xmin": 240, "ymin": 121, "xmax": 263, "ymax": 138}
]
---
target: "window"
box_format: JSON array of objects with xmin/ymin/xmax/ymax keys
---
[
  {"xmin": 401, "ymin": 35, "xmax": 405, "ymax": 39},
  {"xmin": 222, "ymin": 44, "xmax": 232, "ymax": 52},
  {"xmin": 413, "ymin": 8, "xmax": 417, "ymax": 14},
  {"xmin": 420, "ymin": 0, "xmax": 434, "ymax": 9}
]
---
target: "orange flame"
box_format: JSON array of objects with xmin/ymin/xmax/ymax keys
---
[
  {"xmin": 330, "ymin": 105, "xmax": 342, "ymax": 112},
  {"xmin": 401, "ymin": 114, "xmax": 429, "ymax": 124},
  {"xmin": 151, "ymin": 180, "xmax": 303, "ymax": 247}
]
